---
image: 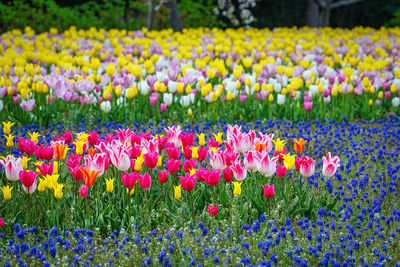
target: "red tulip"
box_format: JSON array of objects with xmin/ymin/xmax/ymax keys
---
[
  {"xmin": 207, "ymin": 204, "xmax": 218, "ymax": 217},
  {"xmin": 166, "ymin": 159, "xmax": 181, "ymax": 174},
  {"xmin": 144, "ymin": 152, "xmax": 158, "ymax": 169},
  {"xmin": 19, "ymin": 169, "xmax": 39, "ymax": 194},
  {"xmin": 276, "ymin": 164, "xmax": 287, "ymax": 178},
  {"xmin": 139, "ymin": 172, "xmax": 152, "ymax": 190},
  {"xmin": 158, "ymin": 170, "xmax": 169, "ymax": 184},
  {"xmin": 206, "ymin": 169, "xmax": 220, "ymax": 186},
  {"xmin": 121, "ymin": 172, "xmax": 139, "ymax": 189},
  {"xmin": 179, "ymin": 173, "xmax": 196, "ymax": 191},
  {"xmin": 0, "ymin": 218, "xmax": 4, "ymax": 227},
  {"xmin": 183, "ymin": 146, "xmax": 193, "ymax": 160},
  {"xmin": 261, "ymin": 184, "xmax": 275, "ymax": 198},
  {"xmin": 223, "ymin": 167, "xmax": 233, "ymax": 183}
]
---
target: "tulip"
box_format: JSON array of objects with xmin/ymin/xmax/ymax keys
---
[
  {"xmin": 2, "ymin": 121, "xmax": 14, "ymax": 135},
  {"xmin": 53, "ymin": 142, "xmax": 69, "ymax": 161},
  {"xmin": 0, "ymin": 156, "xmax": 23, "ymax": 181},
  {"xmin": 5, "ymin": 134, "xmax": 14, "ymax": 147},
  {"xmin": 0, "ymin": 218, "xmax": 4, "ymax": 227},
  {"xmin": 272, "ymin": 138, "xmax": 286, "ymax": 153},
  {"xmin": 256, "ymin": 151, "xmax": 278, "ymax": 177},
  {"xmin": 166, "ymin": 159, "xmax": 181, "ymax": 174},
  {"xmin": 84, "ymin": 153, "xmax": 108, "ymax": 177},
  {"xmin": 322, "ymin": 152, "xmax": 340, "ymax": 177},
  {"xmin": 105, "ymin": 178, "xmax": 115, "ymax": 193},
  {"xmin": 62, "ymin": 131, "xmax": 73, "ymax": 144},
  {"xmin": 174, "ymin": 185, "xmax": 182, "ymax": 199},
  {"xmin": 261, "ymin": 184, "xmax": 275, "ymax": 198},
  {"xmin": 232, "ymin": 181, "xmax": 242, "ymax": 196},
  {"xmin": 121, "ymin": 172, "xmax": 139, "ymax": 189},
  {"xmin": 35, "ymin": 145, "xmax": 54, "ymax": 161},
  {"xmin": 180, "ymin": 133, "xmax": 194, "ymax": 147},
  {"xmin": 209, "ymin": 150, "xmax": 226, "ymax": 170},
  {"xmin": 37, "ymin": 178, "xmax": 46, "ymax": 192},
  {"xmin": 244, "ymin": 151, "xmax": 258, "ymax": 172},
  {"xmin": 144, "ymin": 152, "xmax": 159, "ymax": 169},
  {"xmin": 276, "ymin": 165, "xmax": 287, "ymax": 178},
  {"xmin": 179, "ymin": 173, "xmax": 197, "ymax": 191},
  {"xmin": 183, "ymin": 146, "xmax": 193, "ymax": 160},
  {"xmin": 196, "ymin": 133, "xmax": 206, "ymax": 146},
  {"xmin": 223, "ymin": 167, "xmax": 233, "ymax": 183},
  {"xmin": 283, "ymin": 153, "xmax": 296, "ymax": 170},
  {"xmin": 44, "ymin": 174, "xmax": 59, "ymax": 191},
  {"xmin": 108, "ymin": 146, "xmax": 131, "ymax": 172},
  {"xmin": 207, "ymin": 204, "xmax": 218, "ymax": 217},
  {"xmin": 158, "ymin": 170, "xmax": 169, "ymax": 184},
  {"xmin": 206, "ymin": 169, "xmax": 221, "ymax": 186},
  {"xmin": 139, "ymin": 172, "xmax": 152, "ymax": 190},
  {"xmin": 80, "ymin": 168, "xmax": 100, "ymax": 188},
  {"xmin": 73, "ymin": 140, "xmax": 86, "ymax": 156},
  {"xmin": 213, "ymin": 132, "xmax": 223, "ymax": 144},
  {"xmin": 293, "ymin": 138, "xmax": 307, "ymax": 154},
  {"xmin": 88, "ymin": 131, "xmax": 99, "ymax": 146},
  {"xmin": 68, "ymin": 166, "xmax": 84, "ymax": 181},
  {"xmin": 231, "ymin": 160, "xmax": 247, "ymax": 181},
  {"xmin": 166, "ymin": 146, "xmax": 180, "ymax": 160},
  {"xmin": 197, "ymin": 147, "xmax": 208, "ymax": 162},
  {"xmin": 18, "ymin": 138, "xmax": 36, "ymax": 156},
  {"xmin": 79, "ymin": 185, "xmax": 88, "ymax": 198},
  {"xmin": 1, "ymin": 185, "xmax": 13, "ymax": 200},
  {"xmin": 183, "ymin": 159, "xmax": 196, "ymax": 173},
  {"xmin": 19, "ymin": 169, "xmax": 38, "ymax": 194},
  {"xmin": 295, "ymin": 156, "xmax": 315, "ymax": 178},
  {"xmin": 54, "ymin": 183, "xmax": 64, "ymax": 199},
  {"xmin": 36, "ymin": 162, "xmax": 54, "ymax": 176}
]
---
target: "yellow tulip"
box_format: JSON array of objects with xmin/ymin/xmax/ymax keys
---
[
  {"xmin": 232, "ymin": 181, "xmax": 242, "ymax": 196},
  {"xmin": 283, "ymin": 153, "xmax": 296, "ymax": 170},
  {"xmin": 1, "ymin": 185, "xmax": 13, "ymax": 200},
  {"xmin": 196, "ymin": 133, "xmax": 206, "ymax": 146},
  {"xmin": 174, "ymin": 185, "xmax": 182, "ymax": 199},
  {"xmin": 126, "ymin": 187, "xmax": 135, "ymax": 195},
  {"xmin": 74, "ymin": 140, "xmax": 86, "ymax": 155},
  {"xmin": 21, "ymin": 156, "xmax": 31, "ymax": 169},
  {"xmin": 105, "ymin": 178, "xmax": 115, "ymax": 193},
  {"xmin": 54, "ymin": 183, "xmax": 64, "ymax": 199},
  {"xmin": 28, "ymin": 132, "xmax": 40, "ymax": 144},
  {"xmin": 37, "ymin": 178, "xmax": 46, "ymax": 192},
  {"xmin": 213, "ymin": 132, "xmax": 223, "ymax": 144},
  {"xmin": 272, "ymin": 138, "xmax": 287, "ymax": 153},
  {"xmin": 5, "ymin": 134, "xmax": 14, "ymax": 147},
  {"xmin": 157, "ymin": 155, "xmax": 163, "ymax": 168}
]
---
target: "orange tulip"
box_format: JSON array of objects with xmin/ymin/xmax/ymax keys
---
[
  {"xmin": 294, "ymin": 138, "xmax": 307, "ymax": 154},
  {"xmin": 87, "ymin": 148, "xmax": 97, "ymax": 157},
  {"xmin": 80, "ymin": 168, "xmax": 100, "ymax": 188},
  {"xmin": 54, "ymin": 143, "xmax": 69, "ymax": 161},
  {"xmin": 255, "ymin": 143, "xmax": 266, "ymax": 152}
]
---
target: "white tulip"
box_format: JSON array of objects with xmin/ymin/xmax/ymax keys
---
[
  {"xmin": 138, "ymin": 81, "xmax": 149, "ymax": 95},
  {"xmin": 101, "ymin": 101, "xmax": 111, "ymax": 113},
  {"xmin": 163, "ymin": 93, "xmax": 173, "ymax": 105},
  {"xmin": 392, "ymin": 97, "xmax": 400, "ymax": 107},
  {"xmin": 324, "ymin": 96, "xmax": 331, "ymax": 103},
  {"xmin": 277, "ymin": 94, "xmax": 285, "ymax": 105},
  {"xmin": 168, "ymin": 81, "xmax": 177, "ymax": 93},
  {"xmin": 180, "ymin": 95, "xmax": 190, "ymax": 107},
  {"xmin": 0, "ymin": 100, "xmax": 3, "ymax": 111}
]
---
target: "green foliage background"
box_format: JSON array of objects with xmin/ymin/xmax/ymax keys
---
[{"xmin": 0, "ymin": 0, "xmax": 399, "ymax": 33}]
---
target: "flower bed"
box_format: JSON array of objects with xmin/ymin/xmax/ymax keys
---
[{"xmin": 0, "ymin": 116, "xmax": 399, "ymax": 265}]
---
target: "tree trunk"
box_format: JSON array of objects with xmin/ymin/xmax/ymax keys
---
[
  {"xmin": 147, "ymin": 0, "xmax": 154, "ymax": 30},
  {"xmin": 165, "ymin": 0, "xmax": 183, "ymax": 32},
  {"xmin": 306, "ymin": 0, "xmax": 320, "ymax": 27}
]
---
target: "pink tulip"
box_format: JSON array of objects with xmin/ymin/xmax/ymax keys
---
[
  {"xmin": 166, "ymin": 145, "xmax": 180, "ymax": 160},
  {"xmin": 244, "ymin": 151, "xmax": 258, "ymax": 172},
  {"xmin": 166, "ymin": 159, "xmax": 181, "ymax": 174},
  {"xmin": 107, "ymin": 145, "xmax": 131, "ymax": 171},
  {"xmin": 88, "ymin": 131, "xmax": 99, "ymax": 146},
  {"xmin": 304, "ymin": 101, "xmax": 313, "ymax": 111},
  {"xmin": 121, "ymin": 172, "xmax": 139, "ymax": 189},
  {"xmin": 35, "ymin": 145, "xmax": 54, "ymax": 161},
  {"xmin": 19, "ymin": 169, "xmax": 38, "ymax": 194},
  {"xmin": 180, "ymin": 133, "xmax": 194, "ymax": 147},
  {"xmin": 140, "ymin": 138, "xmax": 159, "ymax": 154},
  {"xmin": 20, "ymin": 99, "xmax": 35, "ymax": 112},
  {"xmin": 276, "ymin": 164, "xmax": 287, "ymax": 178},
  {"xmin": 144, "ymin": 152, "xmax": 158, "ymax": 169},
  {"xmin": 183, "ymin": 146, "xmax": 193, "ymax": 160},
  {"xmin": 183, "ymin": 159, "xmax": 197, "ymax": 173},
  {"xmin": 231, "ymin": 160, "xmax": 247, "ymax": 181},
  {"xmin": 206, "ymin": 169, "xmax": 221, "ymax": 186},
  {"xmin": 79, "ymin": 184, "xmax": 88, "ymax": 198},
  {"xmin": 36, "ymin": 162, "xmax": 54, "ymax": 176},
  {"xmin": 197, "ymin": 147, "xmax": 208, "ymax": 162},
  {"xmin": 158, "ymin": 170, "xmax": 169, "ymax": 184},
  {"xmin": 160, "ymin": 103, "xmax": 167, "ymax": 112},
  {"xmin": 166, "ymin": 126, "xmax": 182, "ymax": 147},
  {"xmin": 209, "ymin": 150, "xmax": 226, "ymax": 170},
  {"xmin": 0, "ymin": 156, "xmax": 23, "ymax": 181},
  {"xmin": 139, "ymin": 172, "xmax": 152, "ymax": 190},
  {"xmin": 322, "ymin": 152, "xmax": 340, "ymax": 177},
  {"xmin": 116, "ymin": 129, "xmax": 135, "ymax": 145},
  {"xmin": 179, "ymin": 172, "xmax": 196, "ymax": 191},
  {"xmin": 68, "ymin": 165, "xmax": 84, "ymax": 181},
  {"xmin": 261, "ymin": 184, "xmax": 275, "ymax": 198},
  {"xmin": 130, "ymin": 145, "xmax": 142, "ymax": 159},
  {"xmin": 84, "ymin": 153, "xmax": 109, "ymax": 177},
  {"xmin": 256, "ymin": 151, "xmax": 278, "ymax": 177},
  {"xmin": 17, "ymin": 138, "xmax": 36, "ymax": 156},
  {"xmin": 295, "ymin": 156, "xmax": 315, "ymax": 178}
]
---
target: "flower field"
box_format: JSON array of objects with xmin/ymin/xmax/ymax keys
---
[
  {"xmin": 1, "ymin": 25, "xmax": 400, "ymax": 266},
  {"xmin": 0, "ymin": 116, "xmax": 399, "ymax": 265},
  {"xmin": 0, "ymin": 27, "xmax": 399, "ymax": 124}
]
